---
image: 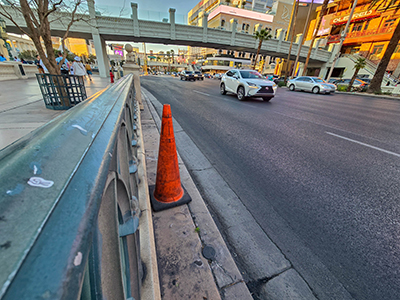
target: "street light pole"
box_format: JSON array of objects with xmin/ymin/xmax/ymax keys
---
[{"xmin": 326, "ymin": 0, "xmax": 358, "ymax": 81}]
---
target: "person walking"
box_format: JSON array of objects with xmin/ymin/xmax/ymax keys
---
[
  {"xmin": 55, "ymin": 52, "xmax": 69, "ymax": 75},
  {"xmin": 34, "ymin": 55, "xmax": 44, "ymax": 73},
  {"xmin": 71, "ymin": 56, "xmax": 86, "ymax": 77},
  {"xmin": 85, "ymin": 63, "xmax": 93, "ymax": 81}
]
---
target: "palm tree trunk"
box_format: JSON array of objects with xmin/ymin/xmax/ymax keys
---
[
  {"xmin": 285, "ymin": 0, "xmax": 300, "ymax": 82},
  {"xmin": 253, "ymin": 40, "xmax": 262, "ymax": 70},
  {"xmin": 347, "ymin": 68, "xmax": 360, "ymax": 92},
  {"xmin": 302, "ymin": 0, "xmax": 329, "ymax": 76},
  {"xmin": 367, "ymin": 21, "xmax": 400, "ymax": 93}
]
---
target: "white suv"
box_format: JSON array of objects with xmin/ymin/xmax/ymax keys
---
[{"xmin": 220, "ymin": 69, "xmax": 277, "ymax": 102}]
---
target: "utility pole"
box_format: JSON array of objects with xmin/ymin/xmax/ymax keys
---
[
  {"xmin": 291, "ymin": 0, "xmax": 314, "ymax": 78},
  {"xmin": 326, "ymin": 0, "xmax": 358, "ymax": 81},
  {"xmin": 284, "ymin": 0, "xmax": 300, "ymax": 82}
]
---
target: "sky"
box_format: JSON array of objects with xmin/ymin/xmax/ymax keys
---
[{"xmin": 96, "ymin": 0, "xmax": 200, "ymax": 53}]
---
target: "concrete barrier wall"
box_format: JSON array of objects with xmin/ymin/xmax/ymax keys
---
[{"xmin": 0, "ymin": 62, "xmax": 38, "ymax": 81}]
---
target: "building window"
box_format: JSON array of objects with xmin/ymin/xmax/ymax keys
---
[
  {"xmin": 242, "ymin": 23, "xmax": 246, "ymax": 30},
  {"xmin": 371, "ymin": 45, "xmax": 384, "ymax": 55},
  {"xmin": 246, "ymin": 24, "xmax": 250, "ymax": 32},
  {"xmin": 384, "ymin": 18, "xmax": 397, "ymax": 28},
  {"xmin": 364, "ymin": 20, "xmax": 370, "ymax": 31},
  {"xmin": 352, "ymin": 22, "xmax": 363, "ymax": 32},
  {"xmin": 221, "ymin": 19, "xmax": 225, "ymax": 27}
]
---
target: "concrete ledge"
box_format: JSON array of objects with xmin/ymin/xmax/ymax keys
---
[{"xmin": 136, "ymin": 100, "xmax": 162, "ymax": 300}]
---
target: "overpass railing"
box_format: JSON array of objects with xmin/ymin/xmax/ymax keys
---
[{"xmin": 0, "ymin": 74, "xmax": 144, "ymax": 299}]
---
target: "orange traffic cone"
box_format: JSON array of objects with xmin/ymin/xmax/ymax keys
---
[{"xmin": 150, "ymin": 104, "xmax": 191, "ymax": 211}]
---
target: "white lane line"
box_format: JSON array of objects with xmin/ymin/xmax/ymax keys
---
[
  {"xmin": 326, "ymin": 132, "xmax": 400, "ymax": 158},
  {"xmin": 193, "ymin": 90, "xmax": 211, "ymax": 97}
]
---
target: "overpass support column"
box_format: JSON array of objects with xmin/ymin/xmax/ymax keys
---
[
  {"xmin": 92, "ymin": 34, "xmax": 109, "ymax": 78},
  {"xmin": 88, "ymin": 0, "xmax": 109, "ymax": 77},
  {"xmin": 230, "ymin": 18, "xmax": 238, "ymax": 46},
  {"xmin": 169, "ymin": 8, "xmax": 176, "ymax": 40},
  {"xmin": 131, "ymin": 3, "xmax": 140, "ymax": 37}
]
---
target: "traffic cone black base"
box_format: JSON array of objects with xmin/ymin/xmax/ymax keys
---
[{"xmin": 149, "ymin": 185, "xmax": 191, "ymax": 212}]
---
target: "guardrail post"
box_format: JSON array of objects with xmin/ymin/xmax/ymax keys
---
[
  {"xmin": 230, "ymin": 18, "xmax": 237, "ymax": 46},
  {"xmin": 131, "ymin": 3, "xmax": 140, "ymax": 37},
  {"xmin": 295, "ymin": 33, "xmax": 303, "ymax": 57},
  {"xmin": 311, "ymin": 39, "xmax": 321, "ymax": 60},
  {"xmin": 276, "ymin": 28, "xmax": 284, "ymax": 52},
  {"xmin": 169, "ymin": 8, "xmax": 176, "ymax": 40},
  {"xmin": 124, "ymin": 44, "xmax": 144, "ymax": 110}
]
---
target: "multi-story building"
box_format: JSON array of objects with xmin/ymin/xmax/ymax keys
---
[
  {"xmin": 306, "ymin": 0, "xmax": 400, "ymax": 77},
  {"xmin": 188, "ymin": 0, "xmax": 321, "ymax": 74}
]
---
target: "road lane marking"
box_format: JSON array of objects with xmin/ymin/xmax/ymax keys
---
[
  {"xmin": 326, "ymin": 132, "xmax": 400, "ymax": 158},
  {"xmin": 193, "ymin": 90, "xmax": 211, "ymax": 97}
]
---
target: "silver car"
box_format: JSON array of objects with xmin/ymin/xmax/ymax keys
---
[{"xmin": 287, "ymin": 76, "xmax": 336, "ymax": 94}]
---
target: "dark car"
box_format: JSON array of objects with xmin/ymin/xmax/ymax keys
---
[
  {"xmin": 273, "ymin": 77, "xmax": 286, "ymax": 85},
  {"xmin": 180, "ymin": 70, "xmax": 195, "ymax": 81},
  {"xmin": 194, "ymin": 71, "xmax": 204, "ymax": 80}
]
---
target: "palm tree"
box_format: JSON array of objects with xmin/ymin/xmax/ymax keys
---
[
  {"xmin": 171, "ymin": 49, "xmax": 175, "ymax": 68},
  {"xmin": 347, "ymin": 57, "xmax": 366, "ymax": 92},
  {"xmin": 253, "ymin": 29, "xmax": 272, "ymax": 70},
  {"xmin": 367, "ymin": 0, "xmax": 400, "ymax": 93}
]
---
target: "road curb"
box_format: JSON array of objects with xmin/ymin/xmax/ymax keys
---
[{"xmin": 141, "ymin": 87, "xmax": 254, "ymax": 299}]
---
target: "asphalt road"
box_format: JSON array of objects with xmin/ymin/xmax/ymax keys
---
[{"xmin": 141, "ymin": 75, "xmax": 400, "ymax": 300}]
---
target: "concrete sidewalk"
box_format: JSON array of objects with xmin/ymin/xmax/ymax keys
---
[{"xmin": 0, "ymin": 75, "xmax": 110, "ymax": 150}]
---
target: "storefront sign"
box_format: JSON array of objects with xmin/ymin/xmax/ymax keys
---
[
  {"xmin": 332, "ymin": 10, "xmax": 376, "ymax": 25},
  {"xmin": 317, "ymin": 14, "xmax": 334, "ymax": 36}
]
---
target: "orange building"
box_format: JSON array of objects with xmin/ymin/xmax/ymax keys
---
[{"xmin": 307, "ymin": 0, "xmax": 400, "ymax": 73}]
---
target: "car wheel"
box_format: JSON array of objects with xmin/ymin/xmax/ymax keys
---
[
  {"xmin": 180, "ymin": 77, "xmax": 183, "ymax": 80},
  {"xmin": 289, "ymin": 84, "xmax": 295, "ymax": 91},
  {"xmin": 262, "ymin": 97, "xmax": 272, "ymax": 102},
  {"xmin": 312, "ymin": 86, "xmax": 320, "ymax": 94},
  {"xmin": 185, "ymin": 78, "xmax": 187, "ymax": 81},
  {"xmin": 201, "ymin": 78, "xmax": 204, "ymax": 81},
  {"xmin": 220, "ymin": 83, "xmax": 227, "ymax": 95},
  {"xmin": 237, "ymin": 86, "xmax": 246, "ymax": 101}
]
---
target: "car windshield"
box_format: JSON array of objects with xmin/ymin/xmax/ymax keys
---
[
  {"xmin": 186, "ymin": 71, "xmax": 193, "ymax": 74},
  {"xmin": 240, "ymin": 70, "xmax": 263, "ymax": 79},
  {"xmin": 195, "ymin": 71, "xmax": 201, "ymax": 74},
  {"xmin": 313, "ymin": 78, "xmax": 325, "ymax": 83}
]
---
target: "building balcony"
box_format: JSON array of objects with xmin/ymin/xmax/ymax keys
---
[{"xmin": 327, "ymin": 27, "xmax": 395, "ymax": 44}]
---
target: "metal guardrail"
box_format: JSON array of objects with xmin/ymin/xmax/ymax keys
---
[{"xmin": 0, "ymin": 74, "xmax": 143, "ymax": 299}]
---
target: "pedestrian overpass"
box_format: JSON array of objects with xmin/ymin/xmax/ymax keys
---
[{"xmin": 2, "ymin": 1, "xmax": 335, "ymax": 77}]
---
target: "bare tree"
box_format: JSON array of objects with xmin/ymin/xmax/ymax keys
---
[{"xmin": 0, "ymin": 0, "xmax": 86, "ymax": 75}]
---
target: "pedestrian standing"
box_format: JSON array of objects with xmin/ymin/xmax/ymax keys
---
[
  {"xmin": 85, "ymin": 63, "xmax": 93, "ymax": 81},
  {"xmin": 71, "ymin": 56, "xmax": 87, "ymax": 77},
  {"xmin": 55, "ymin": 52, "xmax": 69, "ymax": 75},
  {"xmin": 35, "ymin": 55, "xmax": 44, "ymax": 73}
]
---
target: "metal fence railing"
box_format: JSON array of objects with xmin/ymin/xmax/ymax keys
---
[{"xmin": 0, "ymin": 74, "xmax": 143, "ymax": 299}]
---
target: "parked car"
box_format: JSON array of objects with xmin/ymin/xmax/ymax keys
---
[
  {"xmin": 172, "ymin": 72, "xmax": 178, "ymax": 77},
  {"xmin": 220, "ymin": 69, "xmax": 277, "ymax": 101},
  {"xmin": 287, "ymin": 76, "xmax": 336, "ymax": 94},
  {"xmin": 334, "ymin": 78, "xmax": 369, "ymax": 91},
  {"xmin": 273, "ymin": 77, "xmax": 286, "ymax": 85},
  {"xmin": 204, "ymin": 73, "xmax": 213, "ymax": 79},
  {"xmin": 213, "ymin": 73, "xmax": 222, "ymax": 80},
  {"xmin": 194, "ymin": 71, "xmax": 204, "ymax": 80},
  {"xmin": 180, "ymin": 70, "xmax": 195, "ymax": 81}
]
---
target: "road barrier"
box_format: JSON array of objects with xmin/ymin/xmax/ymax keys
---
[{"xmin": 0, "ymin": 74, "xmax": 146, "ymax": 299}]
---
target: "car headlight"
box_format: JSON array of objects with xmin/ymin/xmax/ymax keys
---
[{"xmin": 246, "ymin": 81, "xmax": 259, "ymax": 87}]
